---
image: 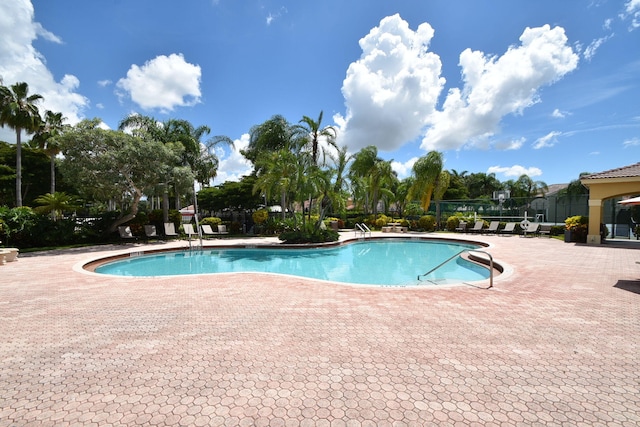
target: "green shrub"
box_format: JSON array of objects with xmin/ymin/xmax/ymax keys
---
[
  {"xmin": 201, "ymin": 217, "xmax": 222, "ymax": 227},
  {"xmin": 252, "ymin": 209, "xmax": 268, "ymax": 225},
  {"xmin": 418, "ymin": 215, "xmax": 436, "ymax": 231}
]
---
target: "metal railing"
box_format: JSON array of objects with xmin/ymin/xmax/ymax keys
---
[
  {"xmin": 355, "ymin": 223, "xmax": 372, "ymax": 238},
  {"xmin": 417, "ymin": 249, "xmax": 494, "ymax": 289}
]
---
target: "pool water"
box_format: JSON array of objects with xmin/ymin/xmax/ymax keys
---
[{"xmin": 95, "ymin": 239, "xmax": 490, "ymax": 286}]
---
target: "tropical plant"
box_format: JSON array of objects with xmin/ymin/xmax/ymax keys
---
[
  {"xmin": 32, "ymin": 110, "xmax": 67, "ymax": 194},
  {"xmin": 33, "ymin": 192, "xmax": 78, "ymax": 221},
  {"xmin": 299, "ymin": 110, "xmax": 337, "ymax": 166},
  {"xmin": 349, "ymin": 146, "xmax": 397, "ymax": 218},
  {"xmin": 0, "ymin": 81, "xmax": 43, "ymax": 207},
  {"xmin": 409, "ymin": 151, "xmax": 446, "ymax": 212}
]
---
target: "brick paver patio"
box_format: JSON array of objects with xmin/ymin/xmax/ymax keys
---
[{"xmin": 1, "ymin": 233, "xmax": 638, "ymax": 426}]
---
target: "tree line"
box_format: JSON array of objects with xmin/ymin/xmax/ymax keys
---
[{"xmin": 2, "ymin": 80, "xmax": 581, "ymax": 243}]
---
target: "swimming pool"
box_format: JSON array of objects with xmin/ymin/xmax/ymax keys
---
[{"xmin": 94, "ymin": 239, "xmax": 491, "ymax": 286}]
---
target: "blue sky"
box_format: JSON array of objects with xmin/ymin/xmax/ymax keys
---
[{"xmin": 1, "ymin": 0, "xmax": 639, "ymax": 186}]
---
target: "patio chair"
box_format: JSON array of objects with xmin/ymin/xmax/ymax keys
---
[
  {"xmin": 499, "ymin": 222, "xmax": 517, "ymax": 235},
  {"xmin": 164, "ymin": 222, "xmax": 179, "ymax": 239},
  {"xmin": 539, "ymin": 224, "xmax": 552, "ymax": 237},
  {"xmin": 522, "ymin": 222, "xmax": 540, "ymax": 237},
  {"xmin": 455, "ymin": 221, "xmax": 467, "ymax": 232},
  {"xmin": 216, "ymin": 224, "xmax": 229, "ymax": 235},
  {"xmin": 144, "ymin": 225, "xmax": 160, "ymax": 241},
  {"xmin": 485, "ymin": 221, "xmax": 500, "ymax": 234},
  {"xmin": 469, "ymin": 220, "xmax": 485, "ymax": 233},
  {"xmin": 118, "ymin": 225, "xmax": 136, "ymax": 241},
  {"xmin": 183, "ymin": 223, "xmax": 196, "ymax": 239},
  {"xmin": 201, "ymin": 224, "xmax": 216, "ymax": 238}
]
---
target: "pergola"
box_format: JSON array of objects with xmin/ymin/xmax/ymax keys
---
[{"xmin": 581, "ymin": 162, "xmax": 640, "ymax": 244}]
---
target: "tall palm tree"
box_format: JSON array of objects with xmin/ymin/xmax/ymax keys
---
[
  {"xmin": 253, "ymin": 149, "xmax": 301, "ymax": 220},
  {"xmin": 349, "ymin": 146, "xmax": 397, "ymax": 218},
  {"xmin": 299, "ymin": 111, "xmax": 337, "ymax": 166},
  {"xmin": 409, "ymin": 151, "xmax": 445, "ymax": 212},
  {"xmin": 0, "ymin": 82, "xmax": 43, "ymax": 206},
  {"xmin": 32, "ymin": 110, "xmax": 67, "ymax": 194}
]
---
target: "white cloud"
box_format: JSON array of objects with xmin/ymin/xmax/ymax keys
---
[
  {"xmin": 533, "ymin": 131, "xmax": 561, "ymax": 149},
  {"xmin": 97, "ymin": 79, "xmax": 112, "ymax": 87},
  {"xmin": 266, "ymin": 7, "xmax": 287, "ymax": 26},
  {"xmin": 212, "ymin": 133, "xmax": 253, "ymax": 185},
  {"xmin": 116, "ymin": 53, "xmax": 202, "ymax": 112},
  {"xmin": 623, "ymin": 137, "xmax": 640, "ymax": 147},
  {"xmin": 334, "ymin": 14, "xmax": 445, "ymax": 153},
  {"xmin": 583, "ymin": 34, "xmax": 613, "ymax": 61},
  {"xmin": 422, "ymin": 25, "xmax": 579, "ymax": 151},
  {"xmin": 623, "ymin": 0, "xmax": 640, "ymax": 29},
  {"xmin": 487, "ymin": 165, "xmax": 543, "ymax": 178},
  {"xmin": 0, "ymin": 0, "xmax": 89, "ymax": 142},
  {"xmin": 391, "ymin": 157, "xmax": 418, "ymax": 180},
  {"xmin": 494, "ymin": 137, "xmax": 526, "ymax": 150},
  {"xmin": 551, "ymin": 108, "xmax": 569, "ymax": 118}
]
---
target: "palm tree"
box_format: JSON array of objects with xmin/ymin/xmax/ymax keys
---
[
  {"xmin": 32, "ymin": 110, "xmax": 67, "ymax": 194},
  {"xmin": 299, "ymin": 111, "xmax": 337, "ymax": 166},
  {"xmin": 0, "ymin": 82, "xmax": 43, "ymax": 206},
  {"xmin": 409, "ymin": 151, "xmax": 445, "ymax": 212},
  {"xmin": 253, "ymin": 149, "xmax": 301, "ymax": 220},
  {"xmin": 34, "ymin": 191, "xmax": 77, "ymax": 221},
  {"xmin": 349, "ymin": 146, "xmax": 397, "ymax": 218}
]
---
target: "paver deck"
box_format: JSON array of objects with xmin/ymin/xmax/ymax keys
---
[{"xmin": 1, "ymin": 232, "xmax": 638, "ymax": 426}]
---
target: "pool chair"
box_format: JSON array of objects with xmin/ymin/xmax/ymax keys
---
[
  {"xmin": 118, "ymin": 225, "xmax": 136, "ymax": 242},
  {"xmin": 201, "ymin": 224, "xmax": 216, "ymax": 238},
  {"xmin": 485, "ymin": 221, "xmax": 500, "ymax": 234},
  {"xmin": 183, "ymin": 223, "xmax": 196, "ymax": 239},
  {"xmin": 216, "ymin": 224, "xmax": 229, "ymax": 235},
  {"xmin": 455, "ymin": 221, "xmax": 467, "ymax": 232},
  {"xmin": 521, "ymin": 222, "xmax": 540, "ymax": 237},
  {"xmin": 164, "ymin": 222, "xmax": 179, "ymax": 239},
  {"xmin": 144, "ymin": 225, "xmax": 160, "ymax": 241},
  {"xmin": 469, "ymin": 220, "xmax": 485, "ymax": 233},
  {"xmin": 499, "ymin": 222, "xmax": 517, "ymax": 235}
]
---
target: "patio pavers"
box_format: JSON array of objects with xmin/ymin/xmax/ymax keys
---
[{"xmin": 0, "ymin": 233, "xmax": 639, "ymax": 426}]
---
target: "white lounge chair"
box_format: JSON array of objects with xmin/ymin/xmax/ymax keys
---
[
  {"xmin": 183, "ymin": 223, "xmax": 196, "ymax": 238},
  {"xmin": 216, "ymin": 224, "xmax": 229, "ymax": 235},
  {"xmin": 144, "ymin": 225, "xmax": 159, "ymax": 240},
  {"xmin": 201, "ymin": 224, "xmax": 216, "ymax": 238},
  {"xmin": 469, "ymin": 221, "xmax": 485, "ymax": 233},
  {"xmin": 485, "ymin": 221, "xmax": 500, "ymax": 234},
  {"xmin": 164, "ymin": 222, "xmax": 179, "ymax": 239},
  {"xmin": 499, "ymin": 222, "xmax": 517, "ymax": 235}
]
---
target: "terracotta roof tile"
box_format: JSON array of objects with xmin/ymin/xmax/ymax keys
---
[{"xmin": 582, "ymin": 162, "xmax": 640, "ymax": 179}]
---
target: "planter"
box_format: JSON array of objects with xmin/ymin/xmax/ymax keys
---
[{"xmin": 564, "ymin": 229, "xmax": 573, "ymax": 243}]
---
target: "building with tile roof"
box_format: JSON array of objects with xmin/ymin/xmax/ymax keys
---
[{"xmin": 581, "ymin": 162, "xmax": 640, "ymax": 244}]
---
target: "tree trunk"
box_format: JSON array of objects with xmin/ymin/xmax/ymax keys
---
[
  {"xmin": 16, "ymin": 128, "xmax": 22, "ymax": 207},
  {"xmin": 163, "ymin": 182, "xmax": 170, "ymax": 223},
  {"xmin": 50, "ymin": 155, "xmax": 56, "ymax": 194},
  {"xmin": 107, "ymin": 189, "xmax": 142, "ymax": 234}
]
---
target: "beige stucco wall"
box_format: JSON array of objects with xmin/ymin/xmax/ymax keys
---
[{"xmin": 581, "ymin": 177, "xmax": 640, "ymax": 244}]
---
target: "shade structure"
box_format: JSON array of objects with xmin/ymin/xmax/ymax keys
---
[{"xmin": 618, "ymin": 196, "xmax": 640, "ymax": 205}]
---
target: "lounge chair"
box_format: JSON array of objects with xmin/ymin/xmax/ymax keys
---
[
  {"xmin": 183, "ymin": 223, "xmax": 196, "ymax": 239},
  {"xmin": 499, "ymin": 222, "xmax": 517, "ymax": 235},
  {"xmin": 469, "ymin": 220, "xmax": 485, "ymax": 233},
  {"xmin": 522, "ymin": 222, "xmax": 540, "ymax": 237},
  {"xmin": 164, "ymin": 222, "xmax": 179, "ymax": 239},
  {"xmin": 216, "ymin": 224, "xmax": 229, "ymax": 235},
  {"xmin": 201, "ymin": 224, "xmax": 216, "ymax": 238},
  {"xmin": 455, "ymin": 221, "xmax": 467, "ymax": 232},
  {"xmin": 485, "ymin": 221, "xmax": 500, "ymax": 234},
  {"xmin": 539, "ymin": 224, "xmax": 552, "ymax": 237},
  {"xmin": 144, "ymin": 225, "xmax": 159, "ymax": 241},
  {"xmin": 118, "ymin": 225, "xmax": 136, "ymax": 241}
]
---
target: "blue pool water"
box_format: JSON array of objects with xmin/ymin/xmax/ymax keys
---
[{"xmin": 95, "ymin": 239, "xmax": 489, "ymax": 286}]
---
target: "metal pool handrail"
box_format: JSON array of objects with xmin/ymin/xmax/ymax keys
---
[
  {"xmin": 417, "ymin": 249, "xmax": 494, "ymax": 289},
  {"xmin": 355, "ymin": 223, "xmax": 371, "ymax": 237}
]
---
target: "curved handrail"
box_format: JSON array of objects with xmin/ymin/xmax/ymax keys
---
[
  {"xmin": 417, "ymin": 249, "xmax": 494, "ymax": 289},
  {"xmin": 355, "ymin": 223, "xmax": 371, "ymax": 238}
]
